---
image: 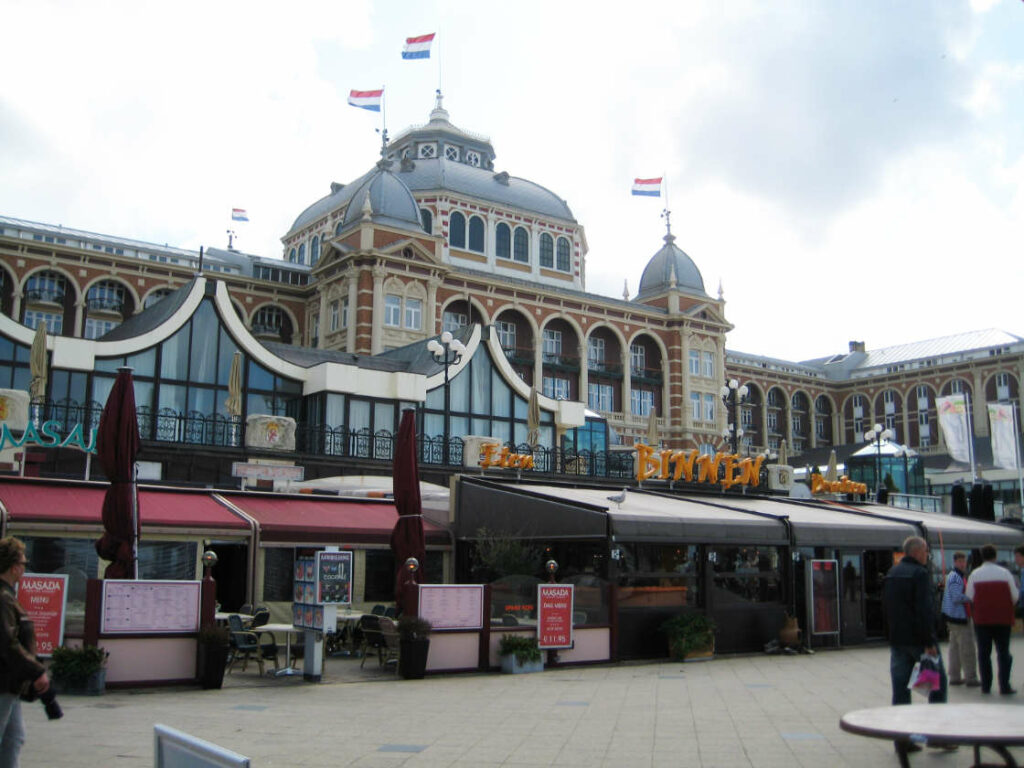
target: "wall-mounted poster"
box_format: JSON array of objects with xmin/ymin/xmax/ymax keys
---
[
  {"xmin": 418, "ymin": 585, "xmax": 484, "ymax": 630},
  {"xmin": 807, "ymin": 559, "xmax": 840, "ymax": 635},
  {"xmin": 100, "ymin": 580, "xmax": 201, "ymax": 634}
]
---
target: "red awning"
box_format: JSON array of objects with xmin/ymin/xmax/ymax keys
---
[
  {"xmin": 0, "ymin": 478, "xmax": 250, "ymax": 532},
  {"xmin": 220, "ymin": 493, "xmax": 449, "ymax": 545}
]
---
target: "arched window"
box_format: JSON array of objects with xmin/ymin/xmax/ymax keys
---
[
  {"xmin": 310, "ymin": 236, "xmax": 320, "ymax": 266},
  {"xmin": 540, "ymin": 234, "xmax": 554, "ymax": 268},
  {"xmin": 25, "ymin": 271, "xmax": 67, "ymax": 304},
  {"xmin": 449, "ymin": 212, "xmax": 466, "ymax": 249},
  {"xmin": 144, "ymin": 289, "xmax": 173, "ymax": 309},
  {"xmin": 496, "ymin": 223, "xmax": 511, "ymax": 259},
  {"xmin": 556, "ymin": 237, "xmax": 571, "ymax": 271},
  {"xmin": 335, "ymin": 221, "xmax": 344, "ymax": 236},
  {"xmin": 420, "ymin": 209, "xmax": 433, "ymax": 234},
  {"xmin": 298, "ymin": 243, "xmax": 306, "ymax": 265},
  {"xmin": 288, "ymin": 248, "xmax": 297, "ymax": 263},
  {"xmin": 468, "ymin": 216, "xmax": 485, "ymax": 252},
  {"xmin": 513, "ymin": 227, "xmax": 529, "ymax": 263},
  {"xmin": 86, "ymin": 280, "xmax": 126, "ymax": 313}
]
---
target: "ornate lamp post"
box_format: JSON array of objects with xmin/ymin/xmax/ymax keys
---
[
  {"xmin": 865, "ymin": 423, "xmax": 894, "ymax": 498},
  {"xmin": 426, "ymin": 331, "xmax": 466, "ymax": 465},
  {"xmin": 719, "ymin": 379, "xmax": 750, "ymax": 454}
]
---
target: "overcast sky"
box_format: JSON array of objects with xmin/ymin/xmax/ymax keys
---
[{"xmin": 2, "ymin": 0, "xmax": 1021, "ymax": 362}]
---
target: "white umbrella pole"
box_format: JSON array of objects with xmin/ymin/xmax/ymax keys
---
[{"xmin": 132, "ymin": 463, "xmax": 139, "ymax": 579}]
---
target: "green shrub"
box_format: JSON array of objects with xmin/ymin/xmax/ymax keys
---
[
  {"xmin": 198, "ymin": 624, "xmax": 230, "ymax": 646},
  {"xmin": 660, "ymin": 612, "xmax": 716, "ymax": 658},
  {"xmin": 49, "ymin": 645, "xmax": 108, "ymax": 687},
  {"xmin": 498, "ymin": 633, "xmax": 541, "ymax": 664},
  {"xmin": 397, "ymin": 616, "xmax": 432, "ymax": 641}
]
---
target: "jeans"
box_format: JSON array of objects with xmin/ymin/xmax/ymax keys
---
[
  {"xmin": 0, "ymin": 693, "xmax": 25, "ymax": 768},
  {"xmin": 890, "ymin": 644, "xmax": 947, "ymax": 705},
  {"xmin": 974, "ymin": 624, "xmax": 1013, "ymax": 693}
]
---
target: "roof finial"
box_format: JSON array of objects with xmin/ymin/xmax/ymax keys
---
[
  {"xmin": 718, "ymin": 279, "xmax": 724, "ymax": 300},
  {"xmin": 623, "ymin": 279, "xmax": 630, "ymax": 301},
  {"xmin": 377, "ymin": 127, "xmax": 389, "ymax": 161},
  {"xmin": 660, "ymin": 208, "xmax": 675, "ymax": 244},
  {"xmin": 430, "ymin": 89, "xmax": 450, "ymax": 123}
]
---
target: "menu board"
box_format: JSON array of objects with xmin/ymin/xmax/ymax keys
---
[
  {"xmin": 101, "ymin": 580, "xmax": 201, "ymax": 634},
  {"xmin": 316, "ymin": 551, "xmax": 352, "ymax": 605},
  {"xmin": 537, "ymin": 584, "xmax": 574, "ymax": 649},
  {"xmin": 418, "ymin": 584, "xmax": 484, "ymax": 630},
  {"xmin": 17, "ymin": 573, "xmax": 68, "ymax": 656}
]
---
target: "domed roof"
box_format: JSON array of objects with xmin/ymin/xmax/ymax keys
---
[
  {"xmin": 339, "ymin": 162, "xmax": 424, "ymax": 233},
  {"xmin": 636, "ymin": 231, "xmax": 707, "ymax": 299}
]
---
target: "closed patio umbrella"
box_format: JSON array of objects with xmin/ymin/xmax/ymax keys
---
[
  {"xmin": 825, "ymin": 449, "xmax": 838, "ymax": 483},
  {"xmin": 526, "ymin": 387, "xmax": 541, "ymax": 448},
  {"xmin": 94, "ymin": 368, "xmax": 141, "ymax": 579},
  {"xmin": 390, "ymin": 408, "xmax": 425, "ymax": 615},
  {"xmin": 646, "ymin": 406, "xmax": 658, "ymax": 446},
  {"xmin": 778, "ymin": 439, "xmax": 789, "ymax": 466},
  {"xmin": 224, "ymin": 351, "xmax": 242, "ymax": 418},
  {"xmin": 29, "ymin": 323, "xmax": 47, "ymax": 401}
]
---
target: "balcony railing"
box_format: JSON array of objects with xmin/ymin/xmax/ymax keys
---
[
  {"xmin": 501, "ymin": 345, "xmax": 534, "ymax": 367},
  {"xmin": 24, "ymin": 289, "xmax": 65, "ymax": 305},
  {"xmin": 629, "ymin": 366, "xmax": 663, "ymax": 384},
  {"xmin": 541, "ymin": 353, "xmax": 580, "ymax": 371},
  {"xmin": 588, "ymin": 360, "xmax": 623, "ymax": 377},
  {"xmin": 86, "ymin": 296, "xmax": 125, "ymax": 314}
]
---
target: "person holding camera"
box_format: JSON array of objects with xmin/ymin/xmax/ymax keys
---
[{"xmin": 0, "ymin": 536, "xmax": 53, "ymax": 766}]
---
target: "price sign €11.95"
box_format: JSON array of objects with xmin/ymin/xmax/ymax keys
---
[
  {"xmin": 537, "ymin": 583, "xmax": 574, "ymax": 650},
  {"xmin": 315, "ymin": 550, "xmax": 353, "ymax": 605}
]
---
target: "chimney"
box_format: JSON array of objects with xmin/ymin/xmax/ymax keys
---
[{"xmin": 848, "ymin": 340, "xmax": 865, "ymax": 353}]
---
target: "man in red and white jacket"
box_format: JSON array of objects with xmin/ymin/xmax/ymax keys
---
[{"xmin": 966, "ymin": 544, "xmax": 1019, "ymax": 695}]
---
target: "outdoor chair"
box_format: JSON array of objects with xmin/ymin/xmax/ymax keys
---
[
  {"xmin": 250, "ymin": 607, "xmax": 270, "ymax": 627},
  {"xmin": 501, "ymin": 614, "xmax": 519, "ymax": 626},
  {"xmin": 358, "ymin": 614, "xmax": 384, "ymax": 668},
  {"xmin": 378, "ymin": 616, "xmax": 401, "ymax": 672},
  {"xmin": 383, "ymin": 606, "xmax": 397, "ymax": 618},
  {"xmin": 227, "ymin": 614, "xmax": 279, "ymax": 675},
  {"xmin": 370, "ymin": 604, "xmax": 386, "ymax": 616},
  {"xmin": 239, "ymin": 603, "xmax": 253, "ymax": 616}
]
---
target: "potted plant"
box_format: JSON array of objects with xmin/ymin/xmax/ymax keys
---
[
  {"xmin": 197, "ymin": 624, "xmax": 231, "ymax": 689},
  {"xmin": 660, "ymin": 612, "xmax": 716, "ymax": 661},
  {"xmin": 397, "ymin": 616, "xmax": 431, "ymax": 680},
  {"xmin": 49, "ymin": 645, "xmax": 108, "ymax": 695},
  {"xmin": 498, "ymin": 633, "xmax": 543, "ymax": 674}
]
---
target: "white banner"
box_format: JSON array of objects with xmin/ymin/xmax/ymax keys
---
[
  {"xmin": 987, "ymin": 403, "xmax": 1019, "ymax": 471},
  {"xmin": 936, "ymin": 394, "xmax": 971, "ymax": 463}
]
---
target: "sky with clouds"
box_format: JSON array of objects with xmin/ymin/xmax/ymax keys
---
[{"xmin": 1, "ymin": 0, "xmax": 1021, "ymax": 362}]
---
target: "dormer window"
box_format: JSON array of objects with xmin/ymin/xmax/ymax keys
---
[
  {"xmin": 444, "ymin": 146, "xmax": 460, "ymax": 161},
  {"xmin": 465, "ymin": 150, "xmax": 481, "ymax": 167},
  {"xmin": 418, "ymin": 143, "xmax": 436, "ymax": 159}
]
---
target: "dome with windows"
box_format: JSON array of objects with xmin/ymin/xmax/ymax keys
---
[
  {"xmin": 636, "ymin": 231, "xmax": 707, "ymax": 299},
  {"xmin": 338, "ymin": 162, "xmax": 424, "ymax": 233}
]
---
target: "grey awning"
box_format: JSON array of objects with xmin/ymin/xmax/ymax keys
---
[
  {"xmin": 456, "ymin": 479, "xmax": 608, "ymax": 540},
  {"xmin": 849, "ymin": 503, "xmax": 1024, "ymax": 548}
]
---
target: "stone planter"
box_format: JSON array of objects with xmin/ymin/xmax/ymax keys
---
[
  {"xmin": 198, "ymin": 643, "xmax": 230, "ymax": 689},
  {"xmin": 500, "ymin": 655, "xmax": 544, "ymax": 674},
  {"xmin": 399, "ymin": 638, "xmax": 430, "ymax": 680}
]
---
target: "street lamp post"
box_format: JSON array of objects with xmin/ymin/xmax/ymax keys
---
[
  {"xmin": 426, "ymin": 331, "xmax": 466, "ymax": 465},
  {"xmin": 719, "ymin": 379, "xmax": 750, "ymax": 455},
  {"xmin": 865, "ymin": 423, "xmax": 894, "ymax": 500}
]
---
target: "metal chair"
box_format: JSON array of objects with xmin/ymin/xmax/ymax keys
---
[
  {"xmin": 383, "ymin": 606, "xmax": 398, "ymax": 618},
  {"xmin": 378, "ymin": 616, "xmax": 401, "ymax": 672},
  {"xmin": 371, "ymin": 604, "xmax": 386, "ymax": 616},
  {"xmin": 358, "ymin": 614, "xmax": 384, "ymax": 668},
  {"xmin": 227, "ymin": 614, "xmax": 279, "ymax": 675},
  {"xmin": 250, "ymin": 607, "xmax": 270, "ymax": 627}
]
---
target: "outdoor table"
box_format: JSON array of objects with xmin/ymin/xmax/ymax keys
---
[
  {"xmin": 257, "ymin": 622, "xmax": 305, "ymax": 677},
  {"xmin": 840, "ymin": 704, "xmax": 1024, "ymax": 768},
  {"xmin": 215, "ymin": 612, "xmax": 254, "ymax": 626},
  {"xmin": 333, "ymin": 610, "xmax": 367, "ymax": 655}
]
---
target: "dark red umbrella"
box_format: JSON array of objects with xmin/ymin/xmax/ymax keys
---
[
  {"xmin": 94, "ymin": 368, "xmax": 141, "ymax": 579},
  {"xmin": 390, "ymin": 408, "xmax": 425, "ymax": 614}
]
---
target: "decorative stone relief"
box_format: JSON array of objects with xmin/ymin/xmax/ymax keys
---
[
  {"xmin": 245, "ymin": 415, "xmax": 297, "ymax": 451},
  {"xmin": 0, "ymin": 390, "xmax": 29, "ymax": 432}
]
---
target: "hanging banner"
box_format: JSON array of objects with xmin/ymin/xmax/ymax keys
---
[
  {"xmin": 987, "ymin": 403, "xmax": 1019, "ymax": 472},
  {"xmin": 537, "ymin": 583, "xmax": 574, "ymax": 650},
  {"xmin": 936, "ymin": 395, "xmax": 971, "ymax": 463},
  {"xmin": 16, "ymin": 574, "xmax": 69, "ymax": 656}
]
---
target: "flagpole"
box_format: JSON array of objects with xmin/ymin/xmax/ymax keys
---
[
  {"xmin": 437, "ymin": 28, "xmax": 443, "ymax": 96},
  {"xmin": 1014, "ymin": 402, "xmax": 1023, "ymax": 507},
  {"xmin": 965, "ymin": 391, "xmax": 977, "ymax": 482}
]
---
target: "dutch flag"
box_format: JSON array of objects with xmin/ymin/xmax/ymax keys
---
[
  {"xmin": 631, "ymin": 178, "xmax": 662, "ymax": 197},
  {"xmin": 402, "ymin": 33, "xmax": 435, "ymax": 59},
  {"xmin": 347, "ymin": 89, "xmax": 384, "ymax": 112},
  {"xmin": 231, "ymin": 208, "xmax": 249, "ymax": 222}
]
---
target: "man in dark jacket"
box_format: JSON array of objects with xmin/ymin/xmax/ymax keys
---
[
  {"xmin": 0, "ymin": 536, "xmax": 50, "ymax": 766},
  {"xmin": 883, "ymin": 536, "xmax": 947, "ymax": 706}
]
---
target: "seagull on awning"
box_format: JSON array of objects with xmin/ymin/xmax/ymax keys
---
[{"xmin": 606, "ymin": 488, "xmax": 627, "ymax": 508}]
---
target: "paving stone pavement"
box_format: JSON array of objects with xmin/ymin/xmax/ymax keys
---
[{"xmin": 22, "ymin": 637, "xmax": 1024, "ymax": 767}]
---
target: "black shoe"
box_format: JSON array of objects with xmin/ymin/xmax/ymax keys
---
[
  {"xmin": 966, "ymin": 680, "xmax": 982, "ymax": 687},
  {"xmin": 949, "ymin": 679, "xmax": 964, "ymax": 686},
  {"xmin": 981, "ymin": 688, "xmax": 991, "ymax": 694},
  {"xmin": 999, "ymin": 688, "xmax": 1016, "ymax": 695}
]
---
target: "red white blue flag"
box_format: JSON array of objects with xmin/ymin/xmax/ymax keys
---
[
  {"xmin": 402, "ymin": 33, "xmax": 435, "ymax": 60},
  {"xmin": 631, "ymin": 178, "xmax": 662, "ymax": 197},
  {"xmin": 231, "ymin": 208, "xmax": 248, "ymax": 222},
  {"xmin": 348, "ymin": 89, "xmax": 383, "ymax": 112}
]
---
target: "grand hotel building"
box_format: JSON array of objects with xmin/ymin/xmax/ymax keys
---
[{"xmin": 1, "ymin": 95, "xmax": 1021, "ymax": 503}]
